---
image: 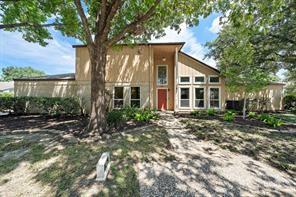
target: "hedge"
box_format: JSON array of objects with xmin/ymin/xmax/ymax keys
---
[
  {"xmin": 284, "ymin": 95, "xmax": 296, "ymax": 112},
  {"xmin": 0, "ymin": 96, "xmax": 82, "ymax": 115}
]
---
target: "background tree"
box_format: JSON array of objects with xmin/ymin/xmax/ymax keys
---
[
  {"xmin": 284, "ymin": 70, "xmax": 296, "ymax": 96},
  {"xmin": 1, "ymin": 66, "xmax": 45, "ymax": 81},
  {"xmin": 1, "ymin": 0, "xmax": 211, "ymax": 134}
]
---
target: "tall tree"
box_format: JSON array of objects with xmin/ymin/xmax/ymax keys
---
[
  {"xmin": 207, "ymin": 24, "xmax": 275, "ymax": 118},
  {"xmin": 1, "ymin": 0, "xmax": 210, "ymax": 133},
  {"xmin": 1, "ymin": 66, "xmax": 45, "ymax": 81}
]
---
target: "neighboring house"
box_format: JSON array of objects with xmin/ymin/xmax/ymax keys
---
[
  {"xmin": 0, "ymin": 81, "xmax": 14, "ymax": 93},
  {"xmin": 14, "ymin": 42, "xmax": 285, "ymax": 113}
]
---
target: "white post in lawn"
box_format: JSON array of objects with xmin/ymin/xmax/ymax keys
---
[{"xmin": 96, "ymin": 152, "xmax": 111, "ymax": 181}]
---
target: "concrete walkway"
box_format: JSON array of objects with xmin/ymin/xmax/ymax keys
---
[{"xmin": 138, "ymin": 112, "xmax": 296, "ymax": 196}]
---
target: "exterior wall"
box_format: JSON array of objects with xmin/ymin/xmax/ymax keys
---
[
  {"xmin": 175, "ymin": 53, "xmax": 226, "ymax": 111},
  {"xmin": 152, "ymin": 46, "xmax": 176, "ymax": 110},
  {"xmin": 226, "ymin": 84, "xmax": 284, "ymax": 111}
]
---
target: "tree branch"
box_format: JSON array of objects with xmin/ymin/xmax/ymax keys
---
[
  {"xmin": 0, "ymin": 22, "xmax": 62, "ymax": 29},
  {"xmin": 108, "ymin": 0, "xmax": 161, "ymax": 46},
  {"xmin": 74, "ymin": 0, "xmax": 93, "ymax": 46}
]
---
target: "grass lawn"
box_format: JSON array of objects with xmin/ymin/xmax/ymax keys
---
[
  {"xmin": 182, "ymin": 115, "xmax": 296, "ymax": 176},
  {"xmin": 0, "ymin": 123, "xmax": 171, "ymax": 196}
]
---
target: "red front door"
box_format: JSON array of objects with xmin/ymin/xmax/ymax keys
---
[{"xmin": 157, "ymin": 89, "xmax": 167, "ymax": 111}]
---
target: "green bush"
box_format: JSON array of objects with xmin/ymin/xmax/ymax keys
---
[
  {"xmin": 284, "ymin": 95, "xmax": 296, "ymax": 112},
  {"xmin": 0, "ymin": 96, "xmax": 81, "ymax": 115},
  {"xmin": 0, "ymin": 92, "xmax": 13, "ymax": 97},
  {"xmin": 257, "ymin": 113, "xmax": 283, "ymax": 127},
  {"xmin": 207, "ymin": 109, "xmax": 216, "ymax": 116},
  {"xmin": 223, "ymin": 110, "xmax": 236, "ymax": 122},
  {"xmin": 134, "ymin": 109, "xmax": 158, "ymax": 122},
  {"xmin": 106, "ymin": 110, "xmax": 125, "ymax": 127},
  {"xmin": 248, "ymin": 112, "xmax": 257, "ymax": 119}
]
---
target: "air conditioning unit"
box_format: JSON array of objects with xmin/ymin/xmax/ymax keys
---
[{"xmin": 96, "ymin": 152, "xmax": 111, "ymax": 181}]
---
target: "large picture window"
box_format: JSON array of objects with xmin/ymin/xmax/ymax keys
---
[
  {"xmin": 157, "ymin": 65, "xmax": 167, "ymax": 85},
  {"xmin": 209, "ymin": 87, "xmax": 220, "ymax": 108},
  {"xmin": 194, "ymin": 87, "xmax": 205, "ymax": 108},
  {"xmin": 114, "ymin": 87, "xmax": 124, "ymax": 108},
  {"xmin": 131, "ymin": 87, "xmax": 140, "ymax": 108},
  {"xmin": 180, "ymin": 87, "xmax": 190, "ymax": 108}
]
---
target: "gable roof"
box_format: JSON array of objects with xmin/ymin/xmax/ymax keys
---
[
  {"xmin": 13, "ymin": 73, "xmax": 75, "ymax": 81},
  {"xmin": 179, "ymin": 51, "xmax": 220, "ymax": 74},
  {"xmin": 72, "ymin": 42, "xmax": 185, "ymax": 49}
]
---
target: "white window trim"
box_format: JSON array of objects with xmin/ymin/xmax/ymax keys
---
[
  {"xmin": 179, "ymin": 86, "xmax": 191, "ymax": 109},
  {"xmin": 208, "ymin": 86, "xmax": 221, "ymax": 109},
  {"xmin": 156, "ymin": 64, "xmax": 168, "ymax": 86},
  {"xmin": 193, "ymin": 86, "xmax": 206, "ymax": 109},
  {"xmin": 208, "ymin": 75, "xmax": 220, "ymax": 84},
  {"xmin": 130, "ymin": 86, "xmax": 141, "ymax": 108},
  {"xmin": 156, "ymin": 87, "xmax": 168, "ymax": 110},
  {"xmin": 179, "ymin": 75, "xmax": 191, "ymax": 84},
  {"xmin": 113, "ymin": 86, "xmax": 124, "ymax": 109},
  {"xmin": 194, "ymin": 75, "xmax": 206, "ymax": 84}
]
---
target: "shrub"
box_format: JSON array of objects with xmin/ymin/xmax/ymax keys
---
[
  {"xmin": 257, "ymin": 113, "xmax": 283, "ymax": 128},
  {"xmin": 248, "ymin": 112, "xmax": 257, "ymax": 119},
  {"xmin": 284, "ymin": 95, "xmax": 296, "ymax": 111},
  {"xmin": 0, "ymin": 96, "xmax": 81, "ymax": 115},
  {"xmin": 134, "ymin": 109, "xmax": 158, "ymax": 122},
  {"xmin": 0, "ymin": 92, "xmax": 13, "ymax": 97},
  {"xmin": 191, "ymin": 110, "xmax": 200, "ymax": 117},
  {"xmin": 223, "ymin": 110, "xmax": 236, "ymax": 122},
  {"xmin": 106, "ymin": 110, "xmax": 124, "ymax": 128},
  {"xmin": 207, "ymin": 109, "xmax": 216, "ymax": 116}
]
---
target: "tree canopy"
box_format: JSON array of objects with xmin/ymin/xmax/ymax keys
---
[{"xmin": 1, "ymin": 66, "xmax": 45, "ymax": 81}]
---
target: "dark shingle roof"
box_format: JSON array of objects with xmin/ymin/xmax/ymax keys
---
[{"xmin": 13, "ymin": 73, "xmax": 75, "ymax": 81}]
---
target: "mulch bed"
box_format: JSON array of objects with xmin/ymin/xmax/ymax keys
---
[
  {"xmin": 0, "ymin": 114, "xmax": 151, "ymax": 137},
  {"xmin": 175, "ymin": 113, "xmax": 296, "ymax": 132}
]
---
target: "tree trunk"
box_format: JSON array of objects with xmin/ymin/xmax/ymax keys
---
[
  {"xmin": 87, "ymin": 43, "xmax": 107, "ymax": 134},
  {"xmin": 242, "ymin": 96, "xmax": 247, "ymax": 119}
]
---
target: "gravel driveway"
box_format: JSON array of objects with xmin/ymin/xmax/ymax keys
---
[{"xmin": 138, "ymin": 112, "xmax": 296, "ymax": 196}]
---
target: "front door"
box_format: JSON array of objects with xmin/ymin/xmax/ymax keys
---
[{"xmin": 157, "ymin": 89, "xmax": 167, "ymax": 111}]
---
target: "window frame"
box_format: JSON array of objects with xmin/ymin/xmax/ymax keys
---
[
  {"xmin": 193, "ymin": 87, "xmax": 206, "ymax": 109},
  {"xmin": 179, "ymin": 75, "xmax": 191, "ymax": 84},
  {"xmin": 179, "ymin": 86, "xmax": 191, "ymax": 109},
  {"xmin": 208, "ymin": 86, "xmax": 221, "ymax": 109},
  {"xmin": 130, "ymin": 86, "xmax": 141, "ymax": 108},
  {"xmin": 208, "ymin": 75, "xmax": 220, "ymax": 84},
  {"xmin": 156, "ymin": 64, "xmax": 168, "ymax": 86},
  {"xmin": 194, "ymin": 75, "xmax": 206, "ymax": 84},
  {"xmin": 113, "ymin": 86, "xmax": 124, "ymax": 109}
]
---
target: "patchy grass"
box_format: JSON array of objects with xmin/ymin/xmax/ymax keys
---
[
  {"xmin": 0, "ymin": 126, "xmax": 170, "ymax": 196},
  {"xmin": 182, "ymin": 118, "xmax": 296, "ymax": 176}
]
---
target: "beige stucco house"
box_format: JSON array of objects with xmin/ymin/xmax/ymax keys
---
[{"xmin": 14, "ymin": 42, "xmax": 285, "ymax": 113}]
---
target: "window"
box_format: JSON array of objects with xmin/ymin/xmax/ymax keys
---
[
  {"xmin": 194, "ymin": 76, "xmax": 205, "ymax": 84},
  {"xmin": 157, "ymin": 65, "xmax": 167, "ymax": 85},
  {"xmin": 194, "ymin": 88, "xmax": 205, "ymax": 108},
  {"xmin": 179, "ymin": 76, "xmax": 191, "ymax": 84},
  {"xmin": 209, "ymin": 87, "xmax": 220, "ymax": 108},
  {"xmin": 180, "ymin": 87, "xmax": 190, "ymax": 108},
  {"xmin": 114, "ymin": 87, "xmax": 124, "ymax": 108},
  {"xmin": 131, "ymin": 87, "xmax": 140, "ymax": 108},
  {"xmin": 209, "ymin": 76, "xmax": 220, "ymax": 84}
]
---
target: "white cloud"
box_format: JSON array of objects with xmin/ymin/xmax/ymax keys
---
[
  {"xmin": 0, "ymin": 30, "xmax": 75, "ymax": 74},
  {"xmin": 151, "ymin": 24, "xmax": 216, "ymax": 68}
]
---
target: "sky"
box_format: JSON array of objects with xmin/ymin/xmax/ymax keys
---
[{"xmin": 0, "ymin": 13, "xmax": 223, "ymax": 75}]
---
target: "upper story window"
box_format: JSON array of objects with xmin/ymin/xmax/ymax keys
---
[
  {"xmin": 209, "ymin": 75, "xmax": 220, "ymax": 84},
  {"xmin": 157, "ymin": 65, "xmax": 167, "ymax": 85},
  {"xmin": 114, "ymin": 87, "xmax": 124, "ymax": 108},
  {"xmin": 194, "ymin": 76, "xmax": 205, "ymax": 84},
  {"xmin": 131, "ymin": 87, "xmax": 140, "ymax": 108},
  {"xmin": 179, "ymin": 76, "xmax": 191, "ymax": 84}
]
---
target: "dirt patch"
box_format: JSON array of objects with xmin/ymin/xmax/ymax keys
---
[
  {"xmin": 175, "ymin": 113, "xmax": 296, "ymax": 132},
  {"xmin": 0, "ymin": 115, "xmax": 151, "ymax": 137}
]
